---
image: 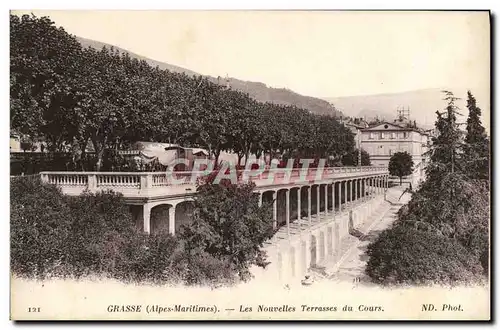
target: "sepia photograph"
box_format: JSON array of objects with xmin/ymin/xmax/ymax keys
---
[{"xmin": 8, "ymin": 8, "xmax": 491, "ymax": 321}]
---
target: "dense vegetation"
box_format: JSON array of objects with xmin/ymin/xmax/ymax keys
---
[
  {"xmin": 388, "ymin": 151, "xmax": 414, "ymax": 185},
  {"xmin": 11, "ymin": 173, "xmax": 273, "ymax": 286},
  {"xmin": 10, "ymin": 14, "xmax": 355, "ymax": 172},
  {"xmin": 366, "ymin": 91, "xmax": 490, "ymax": 286}
]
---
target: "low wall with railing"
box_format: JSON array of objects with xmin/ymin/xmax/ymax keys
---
[{"xmin": 39, "ymin": 166, "xmax": 389, "ymax": 198}]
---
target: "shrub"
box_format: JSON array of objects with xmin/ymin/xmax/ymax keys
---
[
  {"xmin": 10, "ymin": 176, "xmax": 73, "ymax": 278},
  {"xmin": 365, "ymin": 224, "xmax": 484, "ymax": 286},
  {"xmin": 180, "ymin": 180, "xmax": 274, "ymax": 281}
]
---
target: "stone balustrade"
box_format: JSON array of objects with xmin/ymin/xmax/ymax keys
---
[{"xmin": 39, "ymin": 166, "xmax": 388, "ymax": 198}]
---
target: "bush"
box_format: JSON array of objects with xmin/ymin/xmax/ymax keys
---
[
  {"xmin": 365, "ymin": 224, "xmax": 484, "ymax": 286},
  {"xmin": 180, "ymin": 180, "xmax": 274, "ymax": 281},
  {"xmin": 10, "ymin": 176, "xmax": 73, "ymax": 278},
  {"xmin": 10, "ymin": 176, "xmax": 250, "ymax": 287}
]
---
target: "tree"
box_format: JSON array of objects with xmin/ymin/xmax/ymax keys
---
[
  {"xmin": 463, "ymin": 91, "xmax": 489, "ymax": 181},
  {"xmin": 342, "ymin": 148, "xmax": 371, "ymax": 166},
  {"xmin": 10, "ymin": 14, "xmax": 84, "ymax": 151},
  {"xmin": 179, "ymin": 179, "xmax": 274, "ymax": 281},
  {"xmin": 388, "ymin": 151, "xmax": 414, "ymax": 185}
]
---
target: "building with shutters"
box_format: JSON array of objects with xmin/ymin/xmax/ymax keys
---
[{"xmin": 359, "ymin": 120, "xmax": 431, "ymax": 186}]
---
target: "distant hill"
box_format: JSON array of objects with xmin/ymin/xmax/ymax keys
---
[
  {"xmin": 324, "ymin": 88, "xmax": 490, "ymax": 130},
  {"xmin": 77, "ymin": 37, "xmax": 342, "ymax": 117}
]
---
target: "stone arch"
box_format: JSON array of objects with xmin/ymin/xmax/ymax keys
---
[
  {"xmin": 310, "ymin": 234, "xmax": 317, "ymax": 267},
  {"xmin": 333, "ymin": 182, "xmax": 339, "ymax": 211},
  {"xmin": 299, "ymin": 186, "xmax": 309, "ymax": 219},
  {"xmin": 262, "ymin": 190, "xmax": 275, "ymax": 206},
  {"xmin": 290, "ymin": 187, "xmax": 301, "ymax": 221},
  {"xmin": 276, "ymin": 188, "xmax": 289, "ymax": 227},
  {"xmin": 129, "ymin": 205, "xmax": 144, "ymax": 231},
  {"xmin": 311, "ymin": 184, "xmax": 319, "ymax": 215},
  {"xmin": 327, "ymin": 183, "xmax": 334, "ymax": 211},
  {"xmin": 175, "ymin": 200, "xmax": 195, "ymax": 234},
  {"xmin": 319, "ymin": 184, "xmax": 326, "ymax": 213},
  {"xmin": 150, "ymin": 203, "xmax": 173, "ymax": 234}
]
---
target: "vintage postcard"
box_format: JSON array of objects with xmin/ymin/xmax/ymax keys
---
[{"xmin": 9, "ymin": 9, "xmax": 491, "ymax": 321}]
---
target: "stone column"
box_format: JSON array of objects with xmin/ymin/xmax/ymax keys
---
[
  {"xmin": 286, "ymin": 189, "xmax": 290, "ymax": 239},
  {"xmin": 143, "ymin": 203, "xmax": 151, "ymax": 234},
  {"xmin": 168, "ymin": 204, "xmax": 176, "ymax": 235},
  {"xmin": 258, "ymin": 192, "xmax": 263, "ymax": 207}
]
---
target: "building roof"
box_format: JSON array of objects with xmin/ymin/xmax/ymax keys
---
[{"xmin": 361, "ymin": 121, "xmax": 430, "ymax": 135}]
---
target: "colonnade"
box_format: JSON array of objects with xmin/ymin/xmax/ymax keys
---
[
  {"xmin": 253, "ymin": 174, "xmax": 390, "ymax": 283},
  {"xmin": 256, "ymin": 174, "xmax": 389, "ymax": 239},
  {"xmin": 136, "ymin": 174, "xmax": 389, "ymax": 237}
]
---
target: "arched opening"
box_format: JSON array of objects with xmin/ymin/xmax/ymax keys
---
[
  {"xmin": 300, "ymin": 186, "xmax": 309, "ymax": 220},
  {"xmin": 175, "ymin": 200, "xmax": 195, "ymax": 234},
  {"xmin": 129, "ymin": 205, "xmax": 144, "ymax": 231},
  {"xmin": 311, "ymin": 184, "xmax": 319, "ymax": 216},
  {"xmin": 319, "ymin": 184, "xmax": 326, "ymax": 213},
  {"xmin": 327, "ymin": 184, "xmax": 333, "ymax": 212},
  {"xmin": 291, "ymin": 187, "xmax": 301, "ymax": 222},
  {"xmin": 150, "ymin": 204, "xmax": 172, "ymax": 234},
  {"xmin": 310, "ymin": 235, "xmax": 317, "ymax": 267},
  {"xmin": 276, "ymin": 189, "xmax": 288, "ymax": 227}
]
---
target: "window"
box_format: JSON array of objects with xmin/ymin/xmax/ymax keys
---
[
  {"xmin": 380, "ymin": 132, "xmax": 385, "ymax": 139},
  {"xmin": 369, "ymin": 132, "xmax": 374, "ymax": 139},
  {"xmin": 403, "ymin": 132, "xmax": 408, "ymax": 139},
  {"xmin": 391, "ymin": 132, "xmax": 396, "ymax": 139}
]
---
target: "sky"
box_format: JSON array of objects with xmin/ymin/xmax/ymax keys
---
[{"xmin": 11, "ymin": 10, "xmax": 490, "ymax": 127}]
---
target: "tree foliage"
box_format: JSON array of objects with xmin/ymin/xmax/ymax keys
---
[
  {"xmin": 366, "ymin": 225, "xmax": 484, "ymax": 286},
  {"xmin": 10, "ymin": 13, "xmax": 356, "ymax": 170},
  {"xmin": 10, "ymin": 176, "xmax": 265, "ymax": 286},
  {"xmin": 388, "ymin": 151, "xmax": 414, "ymax": 185},
  {"xmin": 342, "ymin": 148, "xmax": 371, "ymax": 166},
  {"xmin": 463, "ymin": 91, "xmax": 489, "ymax": 181},
  {"xmin": 366, "ymin": 91, "xmax": 490, "ymax": 285},
  {"xmin": 179, "ymin": 180, "xmax": 274, "ymax": 282}
]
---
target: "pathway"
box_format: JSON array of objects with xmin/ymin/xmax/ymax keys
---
[{"xmin": 324, "ymin": 186, "xmax": 410, "ymax": 285}]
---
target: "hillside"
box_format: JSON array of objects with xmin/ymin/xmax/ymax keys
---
[
  {"xmin": 324, "ymin": 88, "xmax": 490, "ymax": 130},
  {"xmin": 77, "ymin": 37, "xmax": 342, "ymax": 117}
]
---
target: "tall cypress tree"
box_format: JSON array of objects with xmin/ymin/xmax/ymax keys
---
[
  {"xmin": 421, "ymin": 91, "xmax": 464, "ymax": 193},
  {"xmin": 464, "ymin": 91, "xmax": 490, "ymax": 180}
]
